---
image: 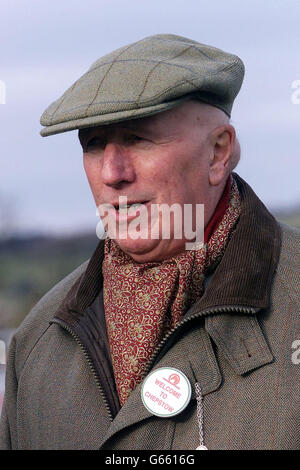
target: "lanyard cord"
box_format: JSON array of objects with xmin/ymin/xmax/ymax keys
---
[{"xmin": 195, "ymin": 382, "xmax": 208, "ymax": 450}]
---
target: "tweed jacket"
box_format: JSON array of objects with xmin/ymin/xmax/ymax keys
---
[{"xmin": 0, "ymin": 174, "xmax": 299, "ymax": 450}]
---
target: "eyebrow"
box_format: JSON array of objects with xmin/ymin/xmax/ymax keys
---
[{"xmin": 78, "ymin": 120, "xmax": 157, "ymax": 142}]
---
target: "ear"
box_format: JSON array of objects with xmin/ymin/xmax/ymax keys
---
[{"xmin": 208, "ymin": 125, "xmax": 236, "ymax": 186}]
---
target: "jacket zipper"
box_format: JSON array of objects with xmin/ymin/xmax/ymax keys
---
[
  {"xmin": 50, "ymin": 318, "xmax": 114, "ymax": 422},
  {"xmin": 51, "ymin": 305, "xmax": 258, "ymax": 422}
]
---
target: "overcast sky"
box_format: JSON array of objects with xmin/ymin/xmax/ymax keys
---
[{"xmin": 0, "ymin": 0, "xmax": 299, "ymax": 235}]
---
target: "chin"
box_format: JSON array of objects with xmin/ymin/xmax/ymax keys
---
[
  {"xmin": 114, "ymin": 237, "xmax": 186, "ymax": 263},
  {"xmin": 114, "ymin": 237, "xmax": 159, "ymax": 261}
]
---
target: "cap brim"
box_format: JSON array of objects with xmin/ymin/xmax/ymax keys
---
[{"xmin": 40, "ymin": 96, "xmax": 190, "ymax": 137}]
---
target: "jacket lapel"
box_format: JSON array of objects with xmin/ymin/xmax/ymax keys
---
[
  {"xmin": 205, "ymin": 314, "xmax": 274, "ymax": 375},
  {"xmin": 99, "ymin": 324, "xmax": 222, "ymax": 448}
]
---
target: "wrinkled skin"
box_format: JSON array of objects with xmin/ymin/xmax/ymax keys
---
[{"xmin": 80, "ymin": 100, "xmax": 237, "ymax": 263}]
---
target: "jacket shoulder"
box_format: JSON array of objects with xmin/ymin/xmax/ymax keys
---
[
  {"xmin": 12, "ymin": 260, "xmax": 89, "ymax": 375},
  {"xmin": 276, "ymin": 222, "xmax": 300, "ymax": 301}
]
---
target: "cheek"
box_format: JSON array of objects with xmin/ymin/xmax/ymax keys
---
[
  {"xmin": 146, "ymin": 150, "xmax": 185, "ymax": 181},
  {"xmin": 135, "ymin": 158, "xmax": 169, "ymax": 188},
  {"xmin": 83, "ymin": 156, "xmax": 98, "ymax": 180},
  {"xmin": 83, "ymin": 156, "xmax": 93, "ymax": 180},
  {"xmin": 142, "ymin": 153, "xmax": 196, "ymax": 203},
  {"xmin": 83, "ymin": 158, "xmax": 102, "ymax": 197}
]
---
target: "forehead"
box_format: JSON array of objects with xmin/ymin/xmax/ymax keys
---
[
  {"xmin": 77, "ymin": 100, "xmax": 222, "ymax": 146},
  {"xmin": 79, "ymin": 116, "xmax": 155, "ymax": 138},
  {"xmin": 78, "ymin": 107, "xmax": 183, "ymax": 141},
  {"xmin": 78, "ymin": 100, "xmax": 206, "ymax": 141}
]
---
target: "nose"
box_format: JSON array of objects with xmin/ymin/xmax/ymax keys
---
[{"xmin": 101, "ymin": 142, "xmax": 135, "ymax": 187}]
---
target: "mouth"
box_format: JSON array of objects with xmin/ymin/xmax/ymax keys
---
[{"xmin": 113, "ymin": 200, "xmax": 150, "ymax": 212}]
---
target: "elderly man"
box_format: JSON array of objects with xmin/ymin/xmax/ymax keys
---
[{"xmin": 0, "ymin": 34, "xmax": 299, "ymax": 450}]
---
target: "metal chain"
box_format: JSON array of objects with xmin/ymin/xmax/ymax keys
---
[{"xmin": 195, "ymin": 382, "xmax": 208, "ymax": 450}]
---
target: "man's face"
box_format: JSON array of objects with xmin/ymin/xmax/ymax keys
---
[{"xmin": 80, "ymin": 101, "xmax": 222, "ymax": 263}]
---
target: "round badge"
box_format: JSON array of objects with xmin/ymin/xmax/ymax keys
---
[{"xmin": 141, "ymin": 367, "xmax": 192, "ymax": 418}]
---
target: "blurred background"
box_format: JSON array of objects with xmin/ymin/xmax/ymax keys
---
[{"xmin": 0, "ymin": 0, "xmax": 300, "ymax": 410}]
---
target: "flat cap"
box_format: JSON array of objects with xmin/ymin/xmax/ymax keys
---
[{"xmin": 40, "ymin": 34, "xmax": 245, "ymax": 137}]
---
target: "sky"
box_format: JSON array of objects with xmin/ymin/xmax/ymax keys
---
[{"xmin": 0, "ymin": 0, "xmax": 299, "ymax": 235}]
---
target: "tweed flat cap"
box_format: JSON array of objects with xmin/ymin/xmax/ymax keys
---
[{"xmin": 40, "ymin": 34, "xmax": 245, "ymax": 137}]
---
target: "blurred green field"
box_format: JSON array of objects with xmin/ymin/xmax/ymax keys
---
[
  {"xmin": 0, "ymin": 211, "xmax": 299, "ymax": 329},
  {"xmin": 0, "ymin": 234, "xmax": 98, "ymax": 328},
  {"xmin": 275, "ymin": 213, "xmax": 300, "ymax": 230}
]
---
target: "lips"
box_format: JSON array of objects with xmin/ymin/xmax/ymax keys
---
[
  {"xmin": 114, "ymin": 201, "xmax": 149, "ymax": 211},
  {"xmin": 105, "ymin": 200, "xmax": 150, "ymax": 224}
]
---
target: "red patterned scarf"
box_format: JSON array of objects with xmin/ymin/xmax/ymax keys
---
[{"xmin": 103, "ymin": 176, "xmax": 241, "ymax": 405}]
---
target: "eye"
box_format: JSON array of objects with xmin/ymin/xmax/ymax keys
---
[
  {"xmin": 128, "ymin": 134, "xmax": 144, "ymax": 143},
  {"xmin": 126, "ymin": 134, "xmax": 152, "ymax": 147},
  {"xmin": 85, "ymin": 136, "xmax": 107, "ymax": 151}
]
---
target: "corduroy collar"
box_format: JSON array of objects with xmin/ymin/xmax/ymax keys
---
[{"xmin": 53, "ymin": 173, "xmax": 281, "ymax": 325}]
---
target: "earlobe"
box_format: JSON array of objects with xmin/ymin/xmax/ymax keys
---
[{"xmin": 209, "ymin": 165, "xmax": 224, "ymax": 186}]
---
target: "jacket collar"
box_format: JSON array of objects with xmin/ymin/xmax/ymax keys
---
[{"xmin": 53, "ymin": 172, "xmax": 281, "ymax": 323}]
